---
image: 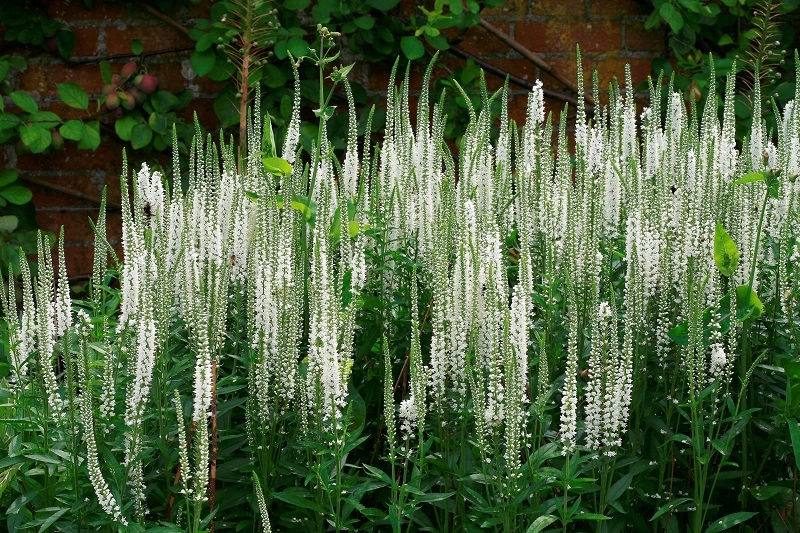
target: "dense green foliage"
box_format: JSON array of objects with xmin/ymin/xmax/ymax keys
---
[{"xmin": 2, "ymin": 42, "xmax": 800, "ymax": 531}]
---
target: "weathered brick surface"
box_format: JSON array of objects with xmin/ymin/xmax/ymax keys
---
[{"xmin": 4, "ymin": 0, "xmax": 667, "ymax": 275}]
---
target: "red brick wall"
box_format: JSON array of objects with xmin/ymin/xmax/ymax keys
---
[{"xmin": 2, "ymin": 0, "xmax": 666, "ymax": 277}]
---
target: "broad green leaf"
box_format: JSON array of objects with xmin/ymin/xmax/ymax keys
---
[
  {"xmin": 131, "ymin": 38, "xmax": 143, "ymax": 55},
  {"xmin": 788, "ymin": 418, "xmax": 800, "ymax": 472},
  {"xmin": 28, "ymin": 111, "xmax": 61, "ymax": 128},
  {"xmin": 57, "ymin": 82, "xmax": 89, "ymax": 110},
  {"xmin": 190, "ymin": 49, "xmax": 216, "ymax": 77},
  {"xmin": 10, "ymin": 91, "xmax": 38, "ymax": 114},
  {"xmin": 414, "ymin": 491, "xmax": 456, "ymax": 503},
  {"xmin": 131, "ymin": 123, "xmax": 153, "ymax": 149},
  {"xmin": 714, "ymin": 223, "xmax": 738, "ymax": 277},
  {"xmin": 401, "ymin": 36, "xmax": 425, "ymax": 60},
  {"xmin": 668, "ymin": 322, "xmax": 689, "ymax": 346},
  {"xmin": 152, "ymin": 91, "xmax": 179, "ymax": 113},
  {"xmin": 100, "ymin": 60, "xmax": 112, "ymax": 84},
  {"xmin": 283, "ymin": 0, "xmax": 310, "ymax": 8},
  {"xmin": 114, "ymin": 116, "xmax": 138, "ymax": 141},
  {"xmin": 367, "ymin": 0, "xmax": 400, "ymax": 9},
  {"xmin": 733, "ymin": 172, "xmax": 765, "ymax": 185},
  {"xmin": 19, "ymin": 125, "xmax": 51, "ymax": 153},
  {"xmin": 77, "ymin": 121, "xmax": 100, "ymax": 150},
  {"xmin": 703, "ymin": 511, "xmax": 757, "ymax": 533},
  {"xmin": 659, "ymin": 3, "xmax": 684, "ymax": 32},
  {"xmin": 55, "ymin": 29, "xmax": 75, "ymax": 59},
  {"xmin": 526, "ymin": 515, "xmax": 558, "ymax": 533},
  {"xmin": 0, "ymin": 169, "xmax": 18, "ymax": 187},
  {"xmin": 287, "ymin": 37, "xmax": 309, "ymax": 58},
  {"xmin": 735, "ymin": 285, "xmax": 763, "ymax": 321},
  {"xmin": 1, "ymin": 186, "xmax": 33, "ymax": 205},
  {"xmin": 650, "ymin": 497, "xmax": 693, "ymax": 521},
  {"xmin": 0, "ymin": 215, "xmax": 19, "ymax": 233},
  {"xmin": 262, "ymin": 156, "xmax": 292, "ymax": 177},
  {"xmin": 59, "ymin": 119, "xmax": 84, "ymax": 141}
]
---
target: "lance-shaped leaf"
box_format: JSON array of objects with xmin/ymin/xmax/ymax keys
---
[{"xmin": 714, "ymin": 223, "xmax": 739, "ymax": 277}]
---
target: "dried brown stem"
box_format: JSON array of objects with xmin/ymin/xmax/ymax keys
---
[
  {"xmin": 448, "ymin": 45, "xmax": 591, "ymax": 112},
  {"xmin": 20, "ymin": 176, "xmax": 121, "ymax": 210},
  {"xmin": 139, "ymin": 4, "xmax": 192, "ymax": 38},
  {"xmin": 164, "ymin": 421, "xmax": 196, "ymax": 521},
  {"xmin": 477, "ymin": 17, "xmax": 594, "ymax": 105}
]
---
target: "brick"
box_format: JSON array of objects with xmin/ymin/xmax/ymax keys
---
[
  {"xmin": 25, "ymin": 174, "xmax": 104, "ymax": 209},
  {"xmin": 593, "ymin": 55, "xmax": 655, "ymax": 89},
  {"xmin": 36, "ymin": 208, "xmax": 98, "ymax": 243},
  {"xmin": 104, "ymin": 24, "xmax": 193, "ymax": 56},
  {"xmin": 63, "ymin": 244, "xmax": 97, "ymax": 277},
  {"xmin": 538, "ymin": 56, "xmax": 582, "ymax": 92},
  {"xmin": 16, "ymin": 63, "xmax": 104, "ymax": 99},
  {"xmin": 531, "ymin": 0, "xmax": 587, "ymax": 18},
  {"xmin": 17, "ymin": 141, "xmax": 124, "ymax": 174},
  {"xmin": 49, "ymin": 0, "xmax": 128, "ymax": 21},
  {"xmin": 588, "ymin": 0, "xmax": 644, "ymax": 18},
  {"xmin": 623, "ymin": 22, "xmax": 666, "ymax": 53},
  {"xmin": 458, "ymin": 22, "xmax": 512, "ymax": 57},
  {"xmin": 560, "ymin": 20, "xmax": 623, "ymax": 55},
  {"xmin": 68, "ymin": 26, "xmax": 101, "ymax": 58},
  {"xmin": 483, "ymin": 0, "xmax": 528, "ymax": 19},
  {"xmin": 514, "ymin": 21, "xmax": 551, "ymax": 54},
  {"xmin": 146, "ymin": 61, "xmax": 197, "ymax": 93}
]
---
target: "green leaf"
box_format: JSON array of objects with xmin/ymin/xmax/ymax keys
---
[
  {"xmin": 659, "ymin": 3, "xmax": 684, "ymax": 32},
  {"xmin": 414, "ymin": 491, "xmax": 456, "ymax": 503},
  {"xmin": 57, "ymin": 82, "xmax": 89, "ymax": 110},
  {"xmin": 131, "ymin": 38, "xmax": 143, "ymax": 55},
  {"xmin": 366, "ymin": 0, "xmax": 400, "ymax": 9},
  {"xmin": 287, "ymin": 37, "xmax": 309, "ymax": 58},
  {"xmin": 38, "ymin": 507, "xmax": 69, "ymax": 533},
  {"xmin": 273, "ymin": 490, "xmax": 325, "ymax": 513},
  {"xmin": 650, "ymin": 497, "xmax": 694, "ymax": 521},
  {"xmin": 11, "ymin": 91, "xmax": 38, "ymax": 114},
  {"xmin": 100, "ymin": 60, "xmax": 112, "ymax": 84},
  {"xmin": 354, "ymin": 16, "xmax": 375, "ymax": 30},
  {"xmin": 131, "ymin": 123, "xmax": 153, "ymax": 149},
  {"xmin": 114, "ymin": 116, "xmax": 138, "ymax": 141},
  {"xmin": 526, "ymin": 515, "xmax": 559, "ymax": 533},
  {"xmin": 572, "ymin": 513, "xmax": 610, "ymax": 521},
  {"xmin": 19, "ymin": 125, "xmax": 51, "ymax": 153},
  {"xmin": 0, "ymin": 169, "xmax": 19, "ymax": 187},
  {"xmin": 152, "ymin": 91, "xmax": 179, "ymax": 113},
  {"xmin": 400, "ymin": 36, "xmax": 425, "ymax": 60},
  {"xmin": 0, "ymin": 186, "xmax": 33, "ymax": 205},
  {"xmin": 0, "ymin": 215, "xmax": 19, "ymax": 233},
  {"xmin": 262, "ymin": 156, "xmax": 292, "ymax": 177},
  {"xmin": 29, "ymin": 111, "xmax": 61, "ymax": 128},
  {"xmin": 55, "ymin": 29, "xmax": 75, "ymax": 59},
  {"xmin": 190, "ymin": 49, "xmax": 216, "ymax": 77},
  {"xmin": 735, "ymin": 285, "xmax": 763, "ymax": 321},
  {"xmin": 788, "ymin": 418, "xmax": 800, "ymax": 472},
  {"xmin": 668, "ymin": 322, "xmax": 689, "ymax": 346},
  {"xmin": 703, "ymin": 512, "xmax": 757, "ymax": 533},
  {"xmin": 733, "ymin": 172, "xmax": 765, "ymax": 185},
  {"xmin": 283, "ymin": 0, "xmax": 310, "ymax": 8},
  {"xmin": 59, "ymin": 119, "xmax": 85, "ymax": 141},
  {"xmin": 608, "ymin": 469, "xmax": 634, "ymax": 502},
  {"xmin": 713, "ymin": 223, "xmax": 738, "ymax": 277},
  {"xmin": 77, "ymin": 120, "xmax": 100, "ymax": 150}
]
